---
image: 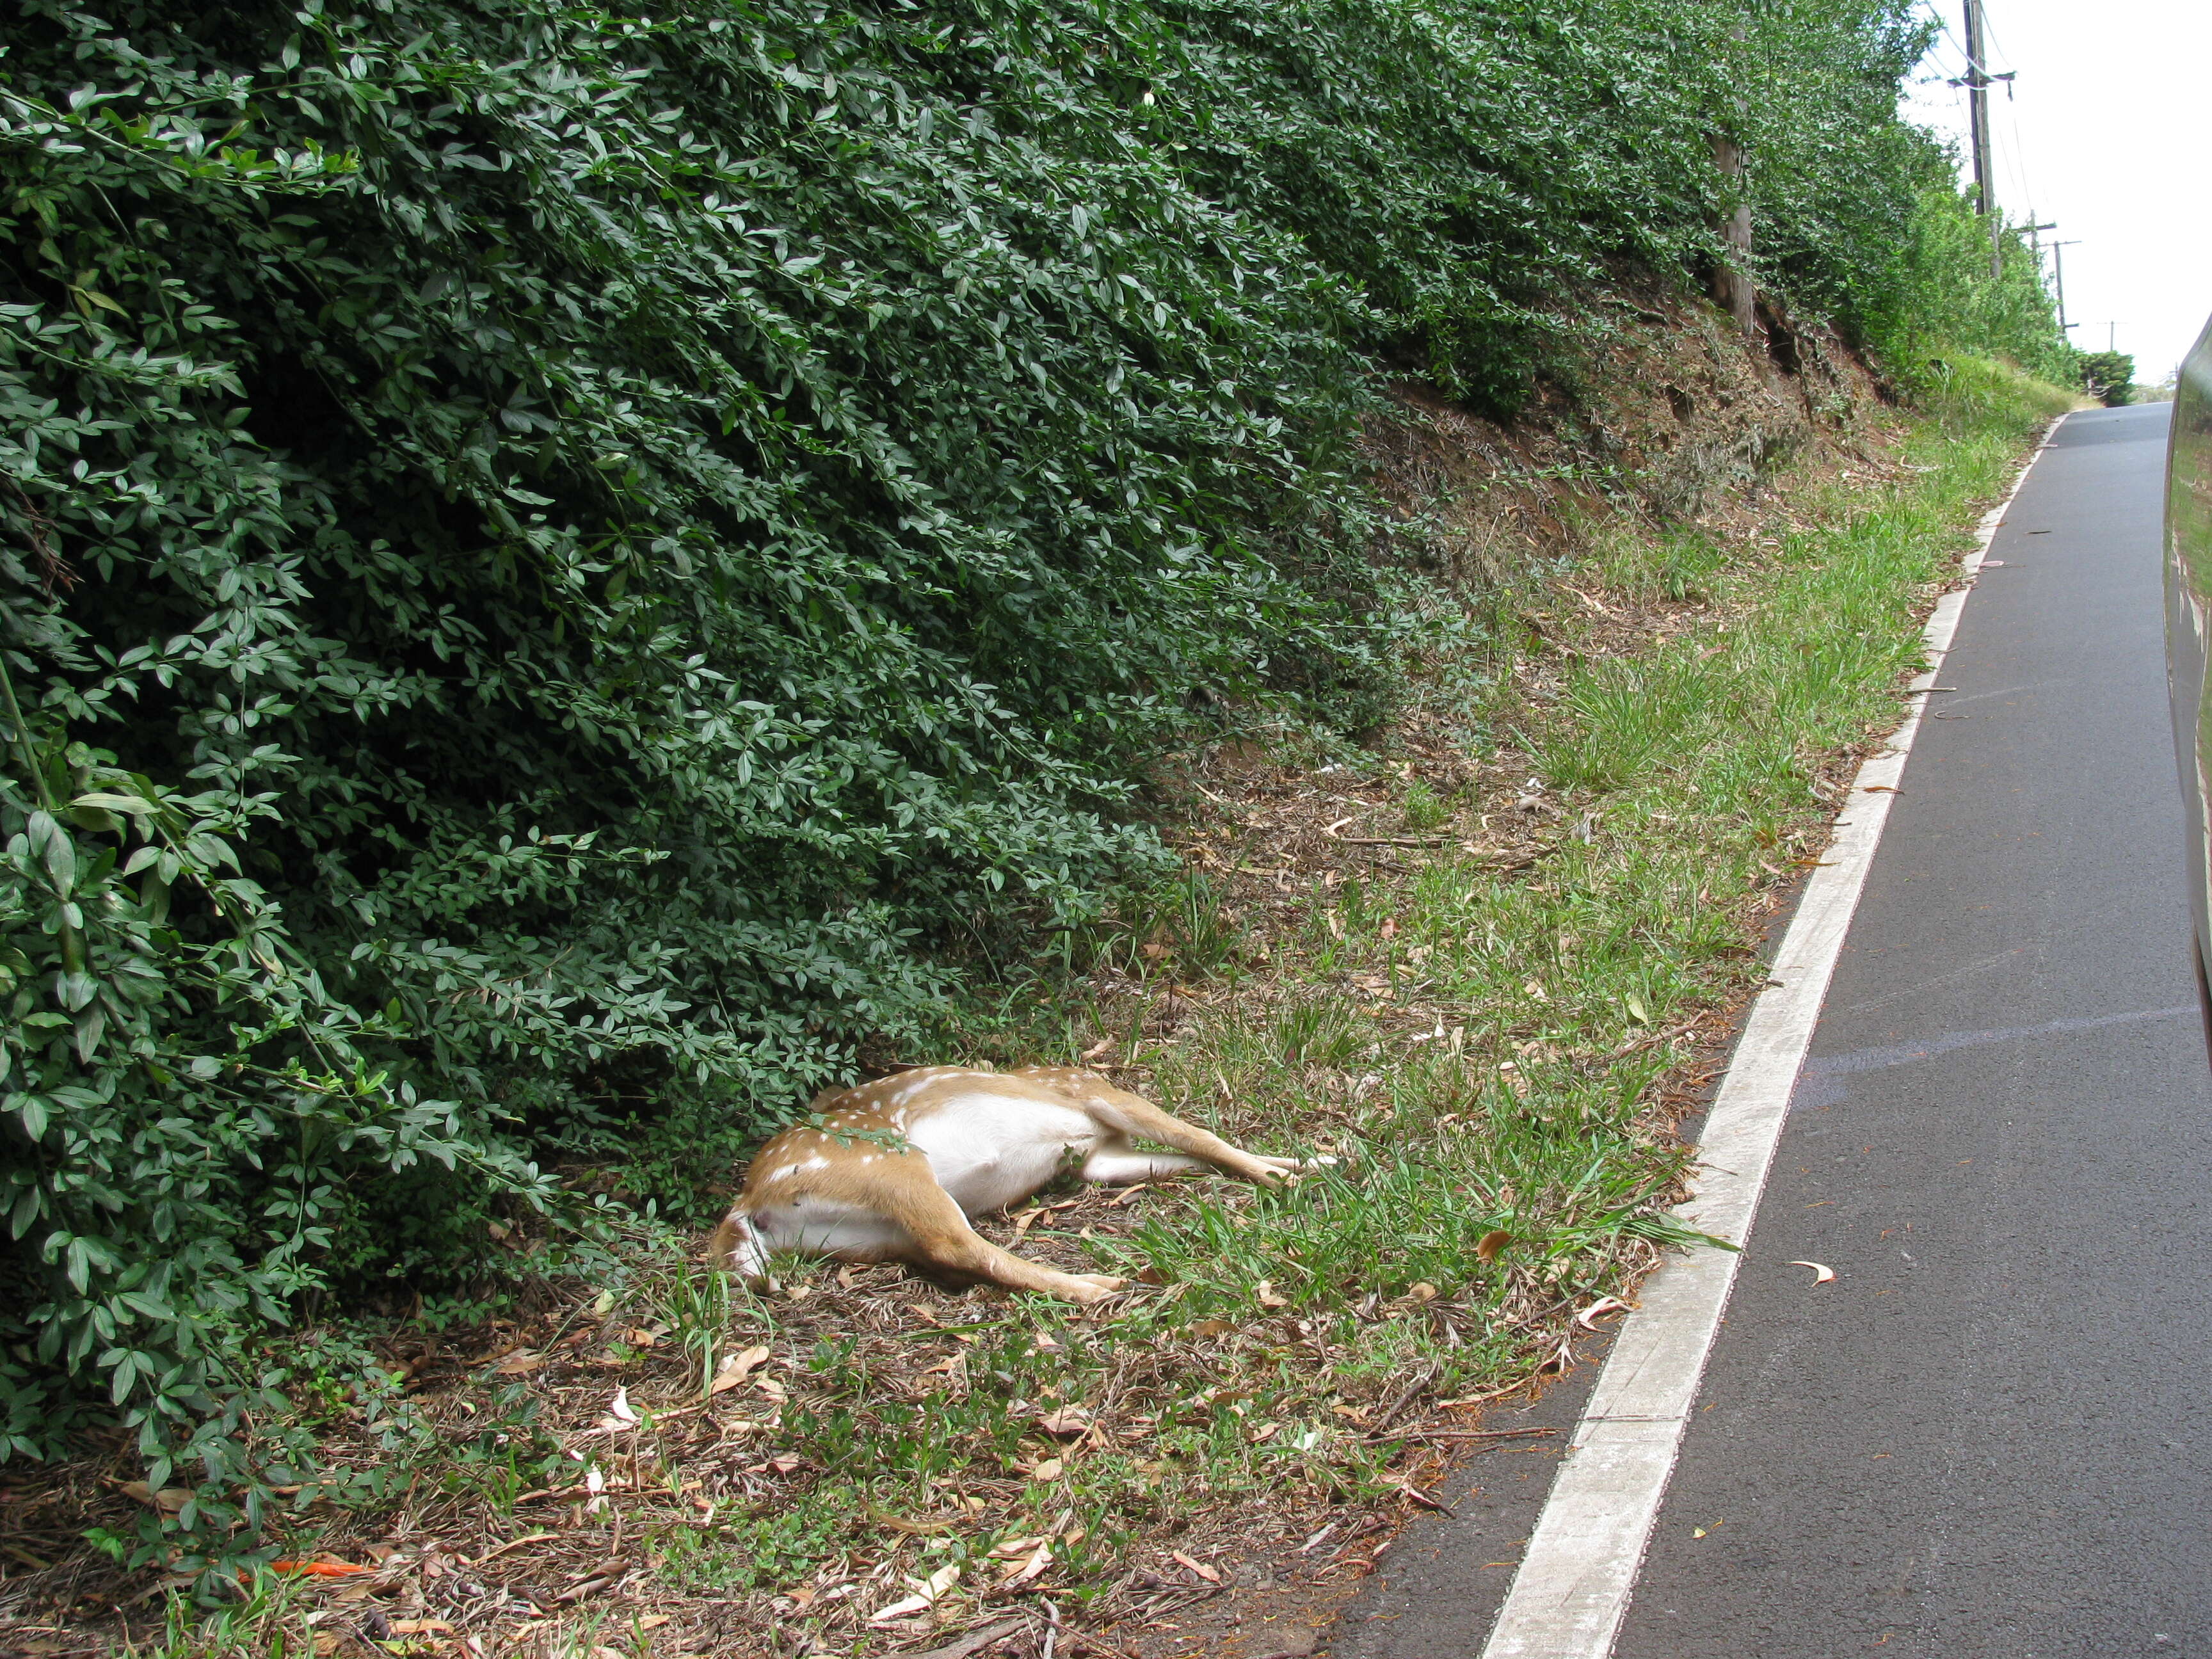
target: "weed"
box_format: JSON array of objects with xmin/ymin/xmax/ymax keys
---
[
  {"xmin": 1112, "ymin": 867, "xmax": 1247, "ymax": 981},
  {"xmin": 127, "ymin": 1573, "xmax": 310, "ymax": 1659},
  {"xmin": 655, "ymin": 1502, "xmax": 851, "ymax": 1596},
  {"xmin": 656, "ymin": 1258, "xmax": 735, "ymax": 1402},
  {"xmin": 1400, "ymin": 778, "xmax": 1453, "ymax": 831}
]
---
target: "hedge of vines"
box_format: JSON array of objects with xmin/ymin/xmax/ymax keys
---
[{"xmin": 0, "ymin": 0, "xmax": 2060, "ymax": 1560}]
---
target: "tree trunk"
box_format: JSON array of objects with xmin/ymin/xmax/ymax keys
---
[{"xmin": 1709, "ymin": 133, "xmax": 1757, "ymax": 338}]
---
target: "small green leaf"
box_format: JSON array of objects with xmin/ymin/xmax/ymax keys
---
[{"xmin": 76, "ymin": 792, "xmax": 155, "ymax": 817}]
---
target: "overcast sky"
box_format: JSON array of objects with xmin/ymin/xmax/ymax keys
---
[{"xmin": 1900, "ymin": 0, "xmax": 2212, "ymax": 381}]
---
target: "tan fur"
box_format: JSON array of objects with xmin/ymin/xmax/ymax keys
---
[{"xmin": 705, "ymin": 1066, "xmax": 1311, "ymax": 1304}]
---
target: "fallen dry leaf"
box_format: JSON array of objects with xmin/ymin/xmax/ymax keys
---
[
  {"xmin": 876, "ymin": 1512, "xmax": 955, "ymax": 1537},
  {"xmin": 1029, "ymin": 1457, "xmax": 1064, "ymax": 1481},
  {"xmin": 1253, "ymin": 1280, "xmax": 1288, "ymax": 1308},
  {"xmin": 1036, "ymin": 1406, "xmax": 1091, "ymax": 1438},
  {"xmin": 607, "ymin": 1387, "xmax": 639, "ymax": 1424},
  {"xmin": 493, "ymin": 1349, "xmax": 544, "ymax": 1375},
  {"xmin": 1172, "ymin": 1550, "xmax": 1222, "ymax": 1584},
  {"xmin": 1407, "ymin": 1282, "xmax": 1438, "ymax": 1302},
  {"xmin": 870, "ymin": 1563, "xmax": 961, "ymax": 1624},
  {"xmin": 1576, "ymin": 1295, "xmax": 1630, "ymax": 1329},
  {"xmin": 389, "ymin": 1620, "xmax": 454, "ymax": 1636},
  {"xmin": 1477, "ymin": 1230, "xmax": 1514, "ymax": 1264},
  {"xmin": 998, "ymin": 1539, "xmax": 1052, "ymax": 1587},
  {"xmin": 118, "ymin": 1481, "xmax": 191, "ymax": 1515},
  {"xmin": 1788, "ymin": 1260, "xmax": 1838, "ymax": 1284},
  {"xmin": 466, "ymin": 1532, "xmax": 557, "ymax": 1566},
  {"xmin": 1389, "ymin": 1478, "xmax": 1454, "ymax": 1514},
  {"xmin": 710, "ymin": 1343, "xmax": 772, "ymax": 1395}
]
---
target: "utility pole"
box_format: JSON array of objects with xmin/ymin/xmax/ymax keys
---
[
  {"xmin": 2049, "ymin": 239, "xmax": 2080, "ymax": 331},
  {"xmin": 2025, "ymin": 220, "xmax": 2057, "ymax": 322},
  {"xmin": 1958, "ymin": 1, "xmax": 2011, "ymax": 280}
]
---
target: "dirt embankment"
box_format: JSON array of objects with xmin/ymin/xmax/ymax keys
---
[{"xmin": 1373, "ymin": 282, "xmax": 1887, "ymax": 572}]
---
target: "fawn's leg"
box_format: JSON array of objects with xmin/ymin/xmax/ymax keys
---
[
  {"xmin": 1081, "ymin": 1085, "xmax": 1305, "ymax": 1187},
  {"xmin": 1080, "ymin": 1142, "xmax": 1209, "ymax": 1184},
  {"xmin": 880, "ymin": 1168, "xmax": 1125, "ymax": 1304}
]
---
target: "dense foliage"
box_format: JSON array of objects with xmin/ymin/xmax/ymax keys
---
[
  {"xmin": 0, "ymin": 0, "xmax": 2067, "ymax": 1563},
  {"xmin": 2080, "ymin": 350, "xmax": 2137, "ymax": 406},
  {"xmin": 1849, "ymin": 147, "xmax": 2076, "ymax": 388}
]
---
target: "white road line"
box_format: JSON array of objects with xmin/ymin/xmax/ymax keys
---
[{"xmin": 1475, "ymin": 417, "xmax": 2069, "ymax": 1659}]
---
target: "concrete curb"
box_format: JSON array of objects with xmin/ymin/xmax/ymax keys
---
[{"xmin": 1473, "ymin": 417, "xmax": 2069, "ymax": 1659}]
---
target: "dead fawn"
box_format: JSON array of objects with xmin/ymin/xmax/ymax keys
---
[{"xmin": 705, "ymin": 1066, "xmax": 1320, "ymax": 1303}]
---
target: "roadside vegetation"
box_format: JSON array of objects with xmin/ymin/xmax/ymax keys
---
[
  {"xmin": 0, "ymin": 0, "xmax": 2080, "ymax": 1635},
  {"xmin": 8, "ymin": 358, "xmax": 2076, "ymax": 1655}
]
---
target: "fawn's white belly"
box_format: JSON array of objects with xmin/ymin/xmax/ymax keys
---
[
  {"xmin": 908, "ymin": 1092, "xmax": 1100, "ymax": 1216},
  {"xmin": 748, "ymin": 1192, "xmax": 913, "ymax": 1260}
]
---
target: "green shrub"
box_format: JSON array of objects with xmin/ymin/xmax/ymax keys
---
[
  {"xmin": 0, "ymin": 0, "xmax": 2067, "ymax": 1569},
  {"xmin": 2081, "ymin": 351, "xmax": 2137, "ymax": 407},
  {"xmin": 1844, "ymin": 147, "xmax": 2073, "ymax": 389}
]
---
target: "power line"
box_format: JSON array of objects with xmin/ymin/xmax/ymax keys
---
[
  {"xmin": 1982, "ymin": 3, "xmax": 2047, "ymax": 251},
  {"xmin": 1912, "ymin": 0, "xmax": 2040, "ymax": 244},
  {"xmin": 1975, "ymin": 2, "xmax": 2022, "ymax": 75},
  {"xmin": 1957, "ymin": 0, "xmax": 2003, "ymax": 276}
]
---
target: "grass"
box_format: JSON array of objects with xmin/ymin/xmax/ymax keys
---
[{"xmin": 38, "ymin": 357, "xmax": 2074, "ymax": 1659}]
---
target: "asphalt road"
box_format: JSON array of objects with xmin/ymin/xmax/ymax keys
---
[
  {"xmin": 1327, "ymin": 399, "xmax": 2209, "ymax": 1659},
  {"xmin": 1615, "ymin": 398, "xmax": 2212, "ymax": 1658}
]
